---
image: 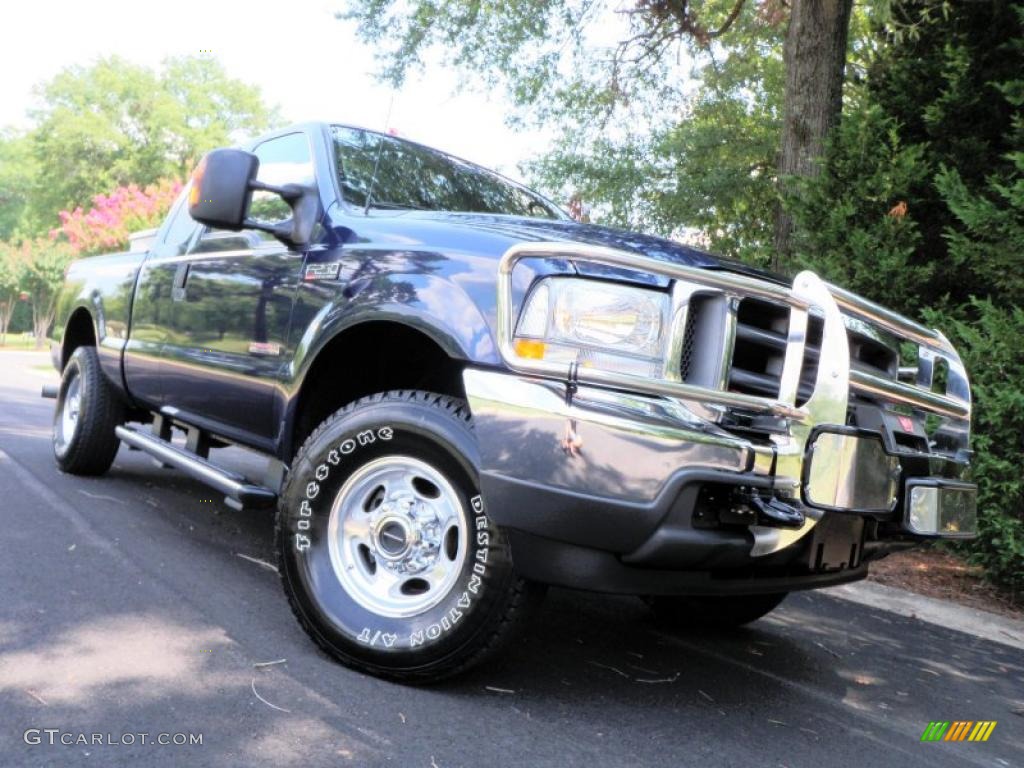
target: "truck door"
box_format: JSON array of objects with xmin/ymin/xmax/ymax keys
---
[
  {"xmin": 123, "ymin": 193, "xmax": 201, "ymax": 409},
  {"xmin": 159, "ymin": 131, "xmax": 316, "ymax": 444}
]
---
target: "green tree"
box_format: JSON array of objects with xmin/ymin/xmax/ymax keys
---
[
  {"xmin": 24, "ymin": 56, "xmax": 279, "ymax": 230},
  {"xmin": 159, "ymin": 57, "xmax": 280, "ymax": 179},
  {"xmin": 0, "ymin": 243, "xmax": 24, "ymax": 345},
  {"xmin": 525, "ymin": 8, "xmax": 784, "ymax": 264},
  {"xmin": 789, "ymin": 0, "xmax": 1023, "ymax": 310},
  {"xmin": 340, "ymin": 0, "xmax": 858, "ymax": 258},
  {"xmin": 18, "ymin": 238, "xmax": 75, "ymax": 348},
  {"xmin": 0, "ymin": 130, "xmax": 39, "ymax": 240},
  {"xmin": 934, "ymin": 301, "xmax": 1024, "ymax": 597},
  {"xmin": 786, "ymin": 102, "xmax": 933, "ymax": 313},
  {"xmin": 934, "ymin": 74, "xmax": 1024, "ymax": 308}
]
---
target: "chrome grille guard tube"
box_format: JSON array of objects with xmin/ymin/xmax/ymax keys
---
[
  {"xmin": 496, "ymin": 243, "xmax": 814, "ymax": 420},
  {"xmin": 496, "ymin": 242, "xmax": 970, "ymax": 426},
  {"xmin": 491, "ymin": 242, "xmax": 973, "ymax": 556}
]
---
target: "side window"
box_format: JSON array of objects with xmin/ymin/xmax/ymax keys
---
[
  {"xmin": 159, "ymin": 187, "xmax": 199, "ymax": 254},
  {"xmin": 250, "ymin": 132, "xmax": 315, "ymax": 224}
]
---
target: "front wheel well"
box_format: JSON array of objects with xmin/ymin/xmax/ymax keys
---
[
  {"xmin": 288, "ymin": 322, "xmax": 468, "ymax": 461},
  {"xmin": 61, "ymin": 308, "xmax": 96, "ymax": 370}
]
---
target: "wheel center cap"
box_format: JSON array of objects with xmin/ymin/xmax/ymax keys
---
[{"xmin": 374, "ymin": 517, "xmax": 413, "ymax": 559}]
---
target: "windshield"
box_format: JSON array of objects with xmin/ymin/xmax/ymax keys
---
[{"xmin": 332, "ymin": 125, "xmax": 565, "ymax": 219}]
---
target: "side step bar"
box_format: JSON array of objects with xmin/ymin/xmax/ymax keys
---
[{"xmin": 115, "ymin": 425, "xmax": 278, "ymax": 511}]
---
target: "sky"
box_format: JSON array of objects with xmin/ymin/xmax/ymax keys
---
[{"xmin": 0, "ymin": 0, "xmax": 550, "ymax": 179}]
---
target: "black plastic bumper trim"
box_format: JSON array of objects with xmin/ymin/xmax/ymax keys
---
[
  {"xmin": 506, "ymin": 529, "xmax": 869, "ymax": 596},
  {"xmin": 480, "ymin": 468, "xmax": 776, "ymax": 554}
]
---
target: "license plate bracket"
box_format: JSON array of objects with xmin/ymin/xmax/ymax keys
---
[{"xmin": 804, "ymin": 513, "xmax": 865, "ymax": 572}]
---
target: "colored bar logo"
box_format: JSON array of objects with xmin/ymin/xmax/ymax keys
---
[{"xmin": 921, "ymin": 721, "xmax": 997, "ymax": 742}]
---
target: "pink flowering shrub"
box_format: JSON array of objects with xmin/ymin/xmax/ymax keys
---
[{"xmin": 56, "ymin": 179, "xmax": 183, "ymax": 256}]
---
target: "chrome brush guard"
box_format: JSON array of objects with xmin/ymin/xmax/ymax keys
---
[{"xmin": 489, "ymin": 242, "xmax": 972, "ymax": 555}]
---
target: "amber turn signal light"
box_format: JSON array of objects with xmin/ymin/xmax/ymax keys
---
[
  {"xmin": 188, "ymin": 157, "xmax": 207, "ymax": 207},
  {"xmin": 513, "ymin": 339, "xmax": 547, "ymax": 359}
]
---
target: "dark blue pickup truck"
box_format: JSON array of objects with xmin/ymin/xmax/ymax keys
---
[{"xmin": 48, "ymin": 121, "xmax": 977, "ymax": 682}]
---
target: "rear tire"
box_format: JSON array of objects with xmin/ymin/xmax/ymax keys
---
[
  {"xmin": 647, "ymin": 592, "xmax": 788, "ymax": 628},
  {"xmin": 53, "ymin": 346, "xmax": 124, "ymax": 476},
  {"xmin": 277, "ymin": 390, "xmax": 542, "ymax": 683}
]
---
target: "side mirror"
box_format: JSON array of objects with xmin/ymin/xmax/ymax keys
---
[
  {"xmin": 188, "ymin": 149, "xmax": 259, "ymax": 231},
  {"xmin": 188, "ymin": 148, "xmax": 318, "ymax": 247}
]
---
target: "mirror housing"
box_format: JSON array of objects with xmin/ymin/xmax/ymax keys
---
[
  {"xmin": 188, "ymin": 149, "xmax": 259, "ymax": 231},
  {"xmin": 188, "ymin": 148, "xmax": 319, "ymax": 247}
]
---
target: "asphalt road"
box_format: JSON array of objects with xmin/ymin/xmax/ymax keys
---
[{"xmin": 0, "ymin": 350, "xmax": 1021, "ymax": 768}]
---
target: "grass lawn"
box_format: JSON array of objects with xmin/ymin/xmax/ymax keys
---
[{"xmin": 0, "ymin": 335, "xmax": 50, "ymax": 351}]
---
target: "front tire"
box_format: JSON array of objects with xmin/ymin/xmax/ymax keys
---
[
  {"xmin": 647, "ymin": 592, "xmax": 788, "ymax": 628},
  {"xmin": 53, "ymin": 346, "xmax": 124, "ymax": 476},
  {"xmin": 277, "ymin": 391, "xmax": 540, "ymax": 682}
]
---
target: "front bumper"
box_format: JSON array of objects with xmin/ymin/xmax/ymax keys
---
[
  {"xmin": 463, "ymin": 242, "xmax": 975, "ymax": 594},
  {"xmin": 464, "ymin": 368, "xmax": 972, "ymax": 593}
]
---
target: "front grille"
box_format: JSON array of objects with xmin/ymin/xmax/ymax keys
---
[
  {"xmin": 678, "ymin": 311, "xmax": 698, "ymax": 381},
  {"xmin": 728, "ymin": 298, "xmax": 897, "ymax": 406},
  {"xmin": 678, "ymin": 294, "xmax": 712, "ymax": 381}
]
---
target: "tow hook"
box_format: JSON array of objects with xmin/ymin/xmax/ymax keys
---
[{"xmin": 746, "ymin": 492, "xmax": 805, "ymax": 528}]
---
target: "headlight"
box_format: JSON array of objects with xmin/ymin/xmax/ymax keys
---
[{"xmin": 514, "ymin": 277, "xmax": 670, "ymax": 376}]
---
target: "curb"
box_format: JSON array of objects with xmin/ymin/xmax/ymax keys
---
[{"xmin": 822, "ymin": 580, "xmax": 1024, "ymax": 651}]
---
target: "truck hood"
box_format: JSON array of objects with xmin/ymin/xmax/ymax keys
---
[{"xmin": 382, "ymin": 211, "xmax": 784, "ymax": 286}]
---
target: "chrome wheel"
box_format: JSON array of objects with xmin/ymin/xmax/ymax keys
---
[
  {"xmin": 327, "ymin": 455, "xmax": 469, "ymax": 618},
  {"xmin": 57, "ymin": 371, "xmax": 82, "ymax": 449}
]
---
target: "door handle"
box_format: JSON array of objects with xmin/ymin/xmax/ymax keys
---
[{"xmin": 171, "ymin": 263, "xmax": 190, "ymax": 302}]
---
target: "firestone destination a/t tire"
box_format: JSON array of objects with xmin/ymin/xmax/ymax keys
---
[{"xmin": 276, "ymin": 390, "xmax": 540, "ymax": 683}]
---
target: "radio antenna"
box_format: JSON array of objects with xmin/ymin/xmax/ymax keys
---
[{"xmin": 363, "ymin": 92, "xmax": 396, "ymax": 216}]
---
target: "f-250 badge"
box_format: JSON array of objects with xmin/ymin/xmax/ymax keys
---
[{"xmin": 304, "ymin": 262, "xmax": 342, "ymax": 281}]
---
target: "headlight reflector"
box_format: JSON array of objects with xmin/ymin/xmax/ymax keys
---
[{"xmin": 516, "ymin": 278, "xmax": 669, "ymax": 364}]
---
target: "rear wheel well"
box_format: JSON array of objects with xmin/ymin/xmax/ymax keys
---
[
  {"xmin": 62, "ymin": 309, "xmax": 96, "ymax": 370},
  {"xmin": 289, "ymin": 322, "xmax": 467, "ymax": 460}
]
